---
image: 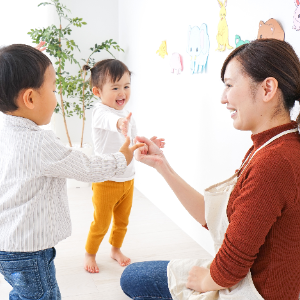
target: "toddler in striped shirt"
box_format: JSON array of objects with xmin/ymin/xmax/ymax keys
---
[{"xmin": 0, "ymin": 44, "xmax": 143, "ymax": 300}]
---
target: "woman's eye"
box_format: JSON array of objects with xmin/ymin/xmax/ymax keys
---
[
  {"xmin": 53, "ymin": 90, "xmax": 57, "ymax": 93},
  {"xmin": 125, "ymin": 86, "xmax": 130, "ymax": 89},
  {"xmin": 226, "ymin": 84, "xmax": 232, "ymax": 88},
  {"xmin": 113, "ymin": 88, "xmax": 118, "ymax": 90}
]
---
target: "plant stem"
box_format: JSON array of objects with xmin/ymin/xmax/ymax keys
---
[
  {"xmin": 80, "ymin": 58, "xmax": 89, "ymax": 148},
  {"xmin": 58, "ymin": 23, "xmax": 72, "ymax": 147}
]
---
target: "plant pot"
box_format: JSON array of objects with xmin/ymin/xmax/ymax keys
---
[{"xmin": 66, "ymin": 143, "xmax": 94, "ymax": 188}]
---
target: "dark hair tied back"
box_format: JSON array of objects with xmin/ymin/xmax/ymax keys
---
[
  {"xmin": 221, "ymin": 39, "xmax": 300, "ymax": 114},
  {"xmin": 88, "ymin": 59, "xmax": 131, "ymax": 90},
  {"xmin": 82, "ymin": 64, "xmax": 91, "ymax": 71}
]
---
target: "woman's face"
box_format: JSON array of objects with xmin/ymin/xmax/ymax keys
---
[{"xmin": 221, "ymin": 58, "xmax": 263, "ymax": 134}]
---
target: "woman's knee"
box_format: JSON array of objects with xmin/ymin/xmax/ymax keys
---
[{"xmin": 120, "ymin": 261, "xmax": 170, "ymax": 298}]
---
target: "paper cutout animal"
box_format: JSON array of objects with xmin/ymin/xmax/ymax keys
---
[
  {"xmin": 235, "ymin": 35, "xmax": 250, "ymax": 47},
  {"xmin": 170, "ymin": 53, "xmax": 183, "ymax": 75},
  {"xmin": 257, "ymin": 18, "xmax": 285, "ymax": 40},
  {"xmin": 216, "ymin": 0, "xmax": 233, "ymax": 51},
  {"xmin": 293, "ymin": 0, "xmax": 300, "ymax": 31},
  {"xmin": 156, "ymin": 41, "xmax": 168, "ymax": 58},
  {"xmin": 187, "ymin": 24, "xmax": 210, "ymax": 74}
]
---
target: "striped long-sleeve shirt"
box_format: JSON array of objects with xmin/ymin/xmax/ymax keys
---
[{"xmin": 0, "ymin": 114, "xmax": 127, "ymax": 252}]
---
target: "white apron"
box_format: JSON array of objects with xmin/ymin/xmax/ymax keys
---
[{"xmin": 167, "ymin": 128, "xmax": 298, "ymax": 300}]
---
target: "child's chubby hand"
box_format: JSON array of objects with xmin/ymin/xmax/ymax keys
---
[
  {"xmin": 135, "ymin": 136, "xmax": 165, "ymax": 155},
  {"xmin": 117, "ymin": 112, "xmax": 132, "ymax": 137},
  {"xmin": 35, "ymin": 41, "xmax": 47, "ymax": 52},
  {"xmin": 119, "ymin": 136, "xmax": 145, "ymax": 166}
]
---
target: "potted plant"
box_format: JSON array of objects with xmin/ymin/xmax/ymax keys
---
[{"xmin": 28, "ymin": 0, "xmax": 124, "ymax": 148}]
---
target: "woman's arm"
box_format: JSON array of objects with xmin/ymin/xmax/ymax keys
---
[{"xmin": 134, "ymin": 136, "xmax": 206, "ymax": 226}]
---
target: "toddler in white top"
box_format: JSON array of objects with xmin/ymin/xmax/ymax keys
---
[{"xmin": 83, "ymin": 59, "xmax": 165, "ymax": 273}]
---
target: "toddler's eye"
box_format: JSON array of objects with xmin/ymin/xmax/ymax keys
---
[
  {"xmin": 53, "ymin": 90, "xmax": 57, "ymax": 93},
  {"xmin": 125, "ymin": 86, "xmax": 130, "ymax": 89}
]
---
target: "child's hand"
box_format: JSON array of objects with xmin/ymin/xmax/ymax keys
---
[
  {"xmin": 119, "ymin": 136, "xmax": 145, "ymax": 166},
  {"xmin": 117, "ymin": 112, "xmax": 132, "ymax": 137},
  {"xmin": 150, "ymin": 136, "xmax": 165, "ymax": 149},
  {"xmin": 35, "ymin": 41, "xmax": 46, "ymax": 52}
]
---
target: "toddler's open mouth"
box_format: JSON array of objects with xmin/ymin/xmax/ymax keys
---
[{"xmin": 116, "ymin": 99, "xmax": 125, "ymax": 106}]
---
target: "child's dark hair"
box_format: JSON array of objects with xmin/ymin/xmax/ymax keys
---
[
  {"xmin": 83, "ymin": 59, "xmax": 131, "ymax": 90},
  {"xmin": 0, "ymin": 44, "xmax": 52, "ymax": 113}
]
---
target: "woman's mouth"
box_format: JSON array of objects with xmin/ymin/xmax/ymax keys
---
[
  {"xmin": 116, "ymin": 99, "xmax": 125, "ymax": 106},
  {"xmin": 230, "ymin": 109, "xmax": 237, "ymax": 118}
]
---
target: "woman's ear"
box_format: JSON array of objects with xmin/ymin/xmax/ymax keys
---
[
  {"xmin": 92, "ymin": 86, "xmax": 101, "ymax": 98},
  {"xmin": 261, "ymin": 77, "xmax": 278, "ymax": 103}
]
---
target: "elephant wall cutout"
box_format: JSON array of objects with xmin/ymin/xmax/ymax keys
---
[{"xmin": 187, "ymin": 24, "xmax": 210, "ymax": 74}]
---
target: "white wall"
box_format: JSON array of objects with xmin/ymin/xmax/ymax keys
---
[{"xmin": 118, "ymin": 0, "xmax": 300, "ymax": 255}]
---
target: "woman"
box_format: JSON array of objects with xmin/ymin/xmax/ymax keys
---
[{"xmin": 120, "ymin": 39, "xmax": 300, "ymax": 300}]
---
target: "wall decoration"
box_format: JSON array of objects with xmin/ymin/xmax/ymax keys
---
[
  {"xmin": 216, "ymin": 0, "xmax": 233, "ymax": 51},
  {"xmin": 293, "ymin": 0, "xmax": 300, "ymax": 31},
  {"xmin": 170, "ymin": 53, "xmax": 183, "ymax": 75},
  {"xmin": 187, "ymin": 24, "xmax": 210, "ymax": 74},
  {"xmin": 257, "ymin": 18, "xmax": 285, "ymax": 40},
  {"xmin": 235, "ymin": 35, "xmax": 250, "ymax": 47},
  {"xmin": 156, "ymin": 41, "xmax": 168, "ymax": 58}
]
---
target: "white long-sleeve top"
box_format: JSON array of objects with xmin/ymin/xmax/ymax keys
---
[
  {"xmin": 92, "ymin": 102, "xmax": 137, "ymax": 182},
  {"xmin": 0, "ymin": 114, "xmax": 127, "ymax": 252}
]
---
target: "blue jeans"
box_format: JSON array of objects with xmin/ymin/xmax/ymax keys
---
[
  {"xmin": 0, "ymin": 248, "xmax": 61, "ymax": 300},
  {"xmin": 120, "ymin": 261, "xmax": 172, "ymax": 300}
]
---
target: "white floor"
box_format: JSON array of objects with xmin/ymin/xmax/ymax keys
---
[{"xmin": 0, "ymin": 187, "xmax": 212, "ymax": 300}]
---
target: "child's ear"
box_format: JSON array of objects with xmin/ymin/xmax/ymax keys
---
[
  {"xmin": 22, "ymin": 89, "xmax": 35, "ymax": 110},
  {"xmin": 92, "ymin": 86, "xmax": 102, "ymax": 98}
]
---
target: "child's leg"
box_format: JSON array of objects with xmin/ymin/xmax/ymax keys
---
[
  {"xmin": 109, "ymin": 179, "xmax": 134, "ymax": 266},
  {"xmin": 0, "ymin": 248, "xmax": 61, "ymax": 300},
  {"xmin": 85, "ymin": 181, "xmax": 125, "ymax": 273}
]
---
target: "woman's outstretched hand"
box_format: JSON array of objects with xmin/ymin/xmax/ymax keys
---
[
  {"xmin": 119, "ymin": 136, "xmax": 145, "ymax": 166},
  {"xmin": 134, "ymin": 136, "xmax": 166, "ymax": 169}
]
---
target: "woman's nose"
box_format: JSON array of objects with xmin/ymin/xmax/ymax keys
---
[{"xmin": 220, "ymin": 90, "xmax": 228, "ymax": 104}]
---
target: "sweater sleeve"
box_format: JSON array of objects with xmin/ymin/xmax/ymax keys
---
[
  {"xmin": 210, "ymin": 152, "xmax": 297, "ymax": 287},
  {"xmin": 40, "ymin": 131, "xmax": 127, "ymax": 182}
]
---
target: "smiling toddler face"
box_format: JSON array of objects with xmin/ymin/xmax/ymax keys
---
[{"xmin": 98, "ymin": 72, "xmax": 131, "ymax": 110}]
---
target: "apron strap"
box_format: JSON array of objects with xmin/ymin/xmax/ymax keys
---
[{"xmin": 238, "ymin": 128, "xmax": 298, "ymax": 178}]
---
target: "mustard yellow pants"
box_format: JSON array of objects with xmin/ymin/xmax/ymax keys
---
[{"xmin": 85, "ymin": 179, "xmax": 134, "ymax": 254}]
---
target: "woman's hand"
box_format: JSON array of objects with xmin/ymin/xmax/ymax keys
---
[
  {"xmin": 117, "ymin": 112, "xmax": 132, "ymax": 137},
  {"xmin": 35, "ymin": 41, "xmax": 46, "ymax": 52},
  {"xmin": 134, "ymin": 136, "xmax": 166, "ymax": 170},
  {"xmin": 186, "ymin": 266, "xmax": 225, "ymax": 293},
  {"xmin": 119, "ymin": 136, "xmax": 145, "ymax": 166},
  {"xmin": 186, "ymin": 266, "xmax": 209, "ymax": 293}
]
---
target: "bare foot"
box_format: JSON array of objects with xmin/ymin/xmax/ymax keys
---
[
  {"xmin": 110, "ymin": 246, "xmax": 131, "ymax": 267},
  {"xmin": 84, "ymin": 252, "xmax": 99, "ymax": 273}
]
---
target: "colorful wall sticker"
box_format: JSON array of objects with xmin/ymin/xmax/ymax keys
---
[
  {"xmin": 170, "ymin": 53, "xmax": 183, "ymax": 75},
  {"xmin": 235, "ymin": 35, "xmax": 250, "ymax": 47},
  {"xmin": 216, "ymin": 0, "xmax": 233, "ymax": 51},
  {"xmin": 156, "ymin": 41, "xmax": 168, "ymax": 58},
  {"xmin": 257, "ymin": 18, "xmax": 285, "ymax": 40},
  {"xmin": 187, "ymin": 24, "xmax": 210, "ymax": 74},
  {"xmin": 293, "ymin": 0, "xmax": 300, "ymax": 31}
]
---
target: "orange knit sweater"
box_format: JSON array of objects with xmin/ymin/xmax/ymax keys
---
[{"xmin": 210, "ymin": 122, "xmax": 300, "ymax": 300}]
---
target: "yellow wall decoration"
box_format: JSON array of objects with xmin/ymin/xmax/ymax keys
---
[
  {"xmin": 156, "ymin": 41, "xmax": 168, "ymax": 58},
  {"xmin": 216, "ymin": 0, "xmax": 233, "ymax": 51}
]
